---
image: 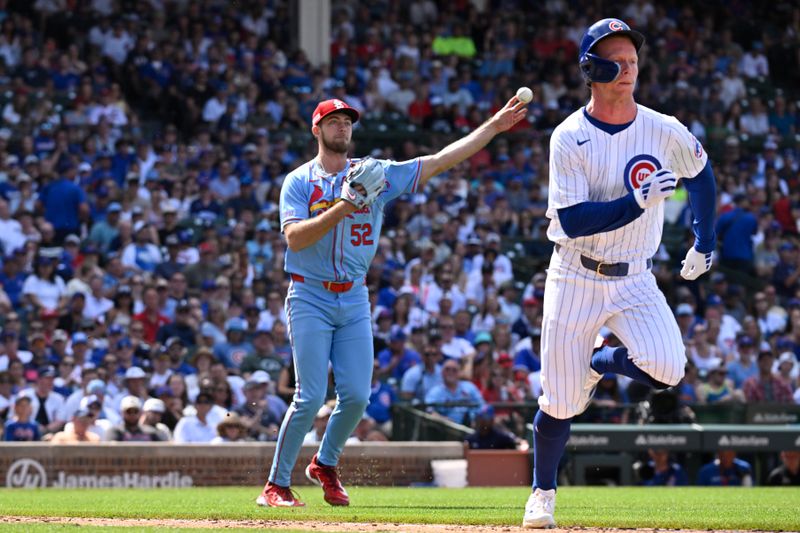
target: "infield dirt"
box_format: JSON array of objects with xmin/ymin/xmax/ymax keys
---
[{"xmin": 0, "ymin": 516, "xmax": 745, "ymax": 532}]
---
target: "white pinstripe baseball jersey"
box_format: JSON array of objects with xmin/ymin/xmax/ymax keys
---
[
  {"xmin": 546, "ymin": 104, "xmax": 707, "ymax": 262},
  {"xmin": 537, "ymin": 104, "xmax": 706, "ymax": 419}
]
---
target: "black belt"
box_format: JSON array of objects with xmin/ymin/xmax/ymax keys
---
[{"xmin": 555, "ymin": 244, "xmax": 652, "ymax": 277}]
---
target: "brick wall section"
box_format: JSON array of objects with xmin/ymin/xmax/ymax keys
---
[{"xmin": 0, "ymin": 442, "xmax": 464, "ymax": 488}]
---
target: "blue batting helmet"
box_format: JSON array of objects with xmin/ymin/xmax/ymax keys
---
[{"xmin": 579, "ymin": 18, "xmax": 645, "ymax": 83}]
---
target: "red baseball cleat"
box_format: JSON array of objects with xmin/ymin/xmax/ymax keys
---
[
  {"xmin": 256, "ymin": 481, "xmax": 306, "ymax": 507},
  {"xmin": 305, "ymin": 454, "xmax": 350, "ymax": 506}
]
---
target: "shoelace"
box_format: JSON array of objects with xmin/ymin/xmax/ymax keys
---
[
  {"xmin": 528, "ymin": 492, "xmax": 554, "ymax": 515},
  {"xmin": 539, "ymin": 494, "xmax": 555, "ymax": 514},
  {"xmin": 271, "ymin": 485, "xmax": 302, "ymax": 503}
]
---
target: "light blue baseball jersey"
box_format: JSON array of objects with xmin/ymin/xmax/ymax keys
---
[{"xmin": 280, "ymin": 157, "xmax": 421, "ymax": 281}]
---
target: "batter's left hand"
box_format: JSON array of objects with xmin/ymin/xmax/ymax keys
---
[
  {"xmin": 680, "ymin": 247, "xmax": 713, "ymax": 280},
  {"xmin": 490, "ymin": 96, "xmax": 528, "ymax": 133}
]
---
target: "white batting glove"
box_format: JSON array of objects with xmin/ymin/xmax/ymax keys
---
[
  {"xmin": 633, "ymin": 169, "xmax": 677, "ymax": 209},
  {"xmin": 680, "ymin": 247, "xmax": 713, "ymax": 280}
]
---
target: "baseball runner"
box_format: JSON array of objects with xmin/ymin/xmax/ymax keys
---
[
  {"xmin": 522, "ymin": 19, "xmax": 717, "ymax": 528},
  {"xmin": 257, "ymin": 96, "xmax": 527, "ymax": 507}
]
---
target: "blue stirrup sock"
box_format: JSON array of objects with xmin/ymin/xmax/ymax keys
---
[
  {"xmin": 532, "ymin": 410, "xmax": 572, "ymax": 491},
  {"xmin": 590, "ymin": 346, "xmax": 670, "ymax": 389}
]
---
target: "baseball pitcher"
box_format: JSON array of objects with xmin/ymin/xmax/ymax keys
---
[{"xmin": 258, "ymin": 96, "xmax": 527, "ymax": 507}]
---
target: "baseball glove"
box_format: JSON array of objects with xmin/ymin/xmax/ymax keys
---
[{"xmin": 341, "ymin": 158, "xmax": 386, "ymax": 209}]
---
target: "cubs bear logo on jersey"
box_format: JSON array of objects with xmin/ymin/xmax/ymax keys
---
[
  {"xmin": 692, "ymin": 135, "xmax": 703, "ymax": 159},
  {"xmin": 623, "ymin": 154, "xmax": 662, "ymax": 193}
]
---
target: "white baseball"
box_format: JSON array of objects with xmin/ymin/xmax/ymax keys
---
[{"xmin": 516, "ymin": 86, "xmax": 533, "ymax": 104}]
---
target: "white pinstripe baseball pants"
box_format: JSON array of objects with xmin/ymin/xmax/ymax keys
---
[{"xmin": 538, "ymin": 245, "xmax": 686, "ymax": 419}]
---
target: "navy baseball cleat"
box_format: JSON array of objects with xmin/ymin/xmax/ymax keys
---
[
  {"xmin": 306, "ymin": 454, "xmax": 350, "ymax": 506},
  {"xmin": 522, "ymin": 488, "xmax": 556, "ymax": 528}
]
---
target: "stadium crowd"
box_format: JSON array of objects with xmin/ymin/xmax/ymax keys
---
[{"xmin": 0, "ymin": 0, "xmax": 798, "ymax": 483}]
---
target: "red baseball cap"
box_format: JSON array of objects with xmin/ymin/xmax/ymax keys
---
[
  {"xmin": 311, "ymin": 99, "xmax": 359, "ymax": 127},
  {"xmin": 497, "ymin": 353, "xmax": 513, "ymax": 368}
]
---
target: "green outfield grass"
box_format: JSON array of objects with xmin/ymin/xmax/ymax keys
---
[{"xmin": 0, "ymin": 486, "xmax": 798, "ymax": 531}]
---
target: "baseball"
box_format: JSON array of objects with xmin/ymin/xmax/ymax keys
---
[{"xmin": 516, "ymin": 86, "xmax": 533, "ymax": 104}]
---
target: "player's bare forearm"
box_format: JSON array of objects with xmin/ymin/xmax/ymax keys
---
[
  {"xmin": 284, "ymin": 201, "xmax": 357, "ymax": 252},
  {"xmin": 417, "ymin": 96, "xmax": 527, "ymax": 186}
]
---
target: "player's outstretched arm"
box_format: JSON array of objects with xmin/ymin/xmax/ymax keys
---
[
  {"xmin": 416, "ymin": 96, "xmax": 528, "ymax": 187},
  {"xmin": 679, "ymin": 161, "xmax": 717, "ymax": 280},
  {"xmin": 284, "ymin": 201, "xmax": 358, "ymax": 252}
]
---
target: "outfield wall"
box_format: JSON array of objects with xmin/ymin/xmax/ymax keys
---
[{"xmin": 0, "ymin": 442, "xmax": 465, "ymax": 489}]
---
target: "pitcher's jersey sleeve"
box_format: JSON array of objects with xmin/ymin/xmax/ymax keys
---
[
  {"xmin": 377, "ymin": 157, "xmax": 422, "ymax": 204},
  {"xmin": 279, "ymin": 166, "xmax": 310, "ymax": 232},
  {"xmin": 547, "ymin": 126, "xmax": 590, "ymax": 215},
  {"xmin": 667, "ymin": 118, "xmax": 708, "ymax": 179}
]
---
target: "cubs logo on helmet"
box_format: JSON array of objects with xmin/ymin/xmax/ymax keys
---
[
  {"xmin": 608, "ymin": 20, "xmax": 624, "ymax": 31},
  {"xmin": 623, "ymin": 155, "xmax": 662, "ymax": 193}
]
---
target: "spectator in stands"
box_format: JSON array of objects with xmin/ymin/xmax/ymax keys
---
[
  {"xmin": 148, "ymin": 349, "xmax": 174, "ymax": 391},
  {"xmin": 107, "ymin": 395, "xmax": 165, "ymax": 442},
  {"xmin": 235, "ymin": 377, "xmax": 283, "ymax": 442},
  {"xmin": 677, "ymin": 360, "xmax": 701, "ymax": 405},
  {"xmin": 768, "ymin": 450, "xmax": 800, "ymax": 486},
  {"xmin": 727, "ymin": 335, "xmax": 759, "ymax": 389},
  {"xmin": 49, "ymin": 407, "xmax": 100, "ymax": 443},
  {"xmin": 240, "ymin": 327, "xmax": 284, "ymax": 382},
  {"xmin": 132, "ymin": 287, "xmax": 169, "ymax": 344},
  {"xmin": 400, "ymin": 340, "xmax": 444, "ymax": 403},
  {"xmin": 753, "ymin": 290, "xmax": 786, "ymax": 339},
  {"xmin": 698, "ymin": 363, "xmax": 744, "ymax": 404},
  {"xmin": 20, "ymin": 366, "xmax": 65, "ymax": 436},
  {"xmin": 366, "ymin": 359, "xmax": 395, "ymax": 437},
  {"xmin": 425, "ymin": 358, "xmax": 484, "ymax": 426},
  {"xmin": 697, "ymin": 450, "xmax": 753, "ymax": 486},
  {"xmin": 214, "ymin": 317, "xmax": 253, "ymax": 370},
  {"xmin": 183, "ymin": 241, "xmax": 222, "ymax": 290},
  {"xmin": 114, "ymin": 366, "xmax": 149, "ymax": 408},
  {"xmin": 438, "ymin": 314, "xmax": 476, "ymax": 362},
  {"xmin": 772, "ymin": 243, "xmax": 800, "ymax": 300},
  {"xmin": 715, "ymin": 194, "xmax": 757, "ymax": 276},
  {"xmin": 743, "ymin": 349, "xmax": 794, "ymax": 403},
  {"xmin": 774, "ymin": 351, "xmax": 798, "ymax": 390},
  {"xmin": 88, "ymin": 201, "xmax": 122, "ymax": 254},
  {"xmin": 0, "ymin": 330, "xmax": 32, "ymax": 371},
  {"xmin": 512, "ymin": 297, "xmax": 541, "ymax": 341},
  {"xmin": 3, "ymin": 394, "xmax": 39, "ymax": 441},
  {"xmin": 377, "ymin": 329, "xmax": 421, "ymax": 382},
  {"xmin": 155, "ymin": 300, "xmax": 196, "ymax": 348},
  {"xmin": 0, "ymin": 254, "xmax": 28, "ymax": 310},
  {"xmin": 36, "ymin": 160, "xmax": 88, "ymax": 243},
  {"xmin": 140, "ymin": 398, "xmax": 171, "ymax": 441},
  {"xmin": 686, "ymin": 321, "xmax": 723, "ymax": 373},
  {"xmin": 22, "ymin": 255, "xmax": 66, "ymax": 313},
  {"xmin": 173, "ymin": 391, "xmax": 217, "ymax": 443},
  {"xmin": 211, "ymin": 412, "xmax": 249, "ymax": 443}
]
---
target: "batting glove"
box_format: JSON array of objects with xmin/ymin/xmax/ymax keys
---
[
  {"xmin": 341, "ymin": 158, "xmax": 386, "ymax": 209},
  {"xmin": 633, "ymin": 169, "xmax": 677, "ymax": 209},
  {"xmin": 680, "ymin": 247, "xmax": 713, "ymax": 280}
]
